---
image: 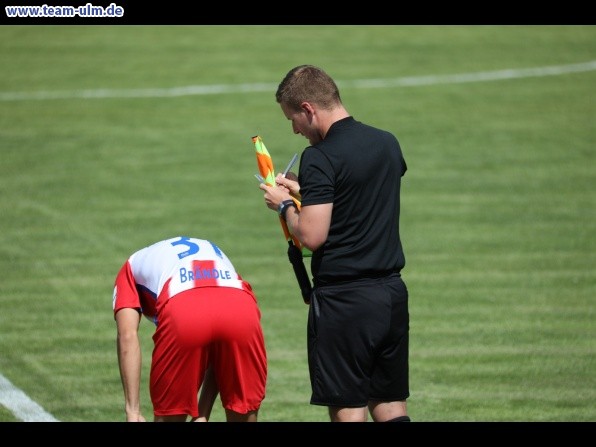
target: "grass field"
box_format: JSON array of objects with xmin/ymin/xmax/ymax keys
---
[{"xmin": 0, "ymin": 25, "xmax": 594, "ymax": 422}]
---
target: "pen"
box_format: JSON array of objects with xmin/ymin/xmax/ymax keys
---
[{"xmin": 282, "ymin": 153, "xmax": 298, "ymax": 178}]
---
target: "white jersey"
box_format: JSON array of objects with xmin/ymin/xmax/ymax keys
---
[{"xmin": 112, "ymin": 236, "xmax": 250, "ymax": 324}]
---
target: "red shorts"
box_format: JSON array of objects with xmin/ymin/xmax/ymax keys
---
[{"xmin": 150, "ymin": 286, "xmax": 267, "ymax": 417}]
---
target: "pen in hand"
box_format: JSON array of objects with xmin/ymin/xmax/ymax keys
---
[{"xmin": 282, "ymin": 153, "xmax": 298, "ymax": 178}]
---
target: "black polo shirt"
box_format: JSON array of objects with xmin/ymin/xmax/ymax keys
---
[{"xmin": 299, "ymin": 116, "xmax": 407, "ymax": 286}]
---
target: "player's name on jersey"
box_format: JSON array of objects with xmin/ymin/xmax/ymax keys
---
[{"xmin": 179, "ymin": 267, "xmax": 233, "ymax": 282}]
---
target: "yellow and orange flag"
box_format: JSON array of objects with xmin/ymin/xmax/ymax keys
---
[
  {"xmin": 252, "ymin": 135, "xmax": 303, "ymax": 251},
  {"xmin": 252, "ymin": 135, "xmax": 312, "ymax": 304}
]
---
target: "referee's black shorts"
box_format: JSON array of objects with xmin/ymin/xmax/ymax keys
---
[{"xmin": 307, "ymin": 272, "xmax": 409, "ymax": 407}]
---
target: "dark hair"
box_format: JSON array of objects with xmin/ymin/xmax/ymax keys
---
[{"xmin": 275, "ymin": 65, "xmax": 342, "ymax": 112}]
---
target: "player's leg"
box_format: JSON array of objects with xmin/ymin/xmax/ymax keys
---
[
  {"xmin": 224, "ymin": 409, "xmax": 259, "ymax": 422},
  {"xmin": 211, "ymin": 288, "xmax": 267, "ymax": 422},
  {"xmin": 154, "ymin": 414, "xmax": 188, "ymax": 422},
  {"xmin": 150, "ymin": 289, "xmax": 211, "ymax": 421}
]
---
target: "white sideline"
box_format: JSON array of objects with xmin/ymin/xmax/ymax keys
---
[
  {"xmin": 0, "ymin": 60, "xmax": 594, "ymax": 101},
  {"xmin": 0, "ymin": 373, "xmax": 59, "ymax": 422}
]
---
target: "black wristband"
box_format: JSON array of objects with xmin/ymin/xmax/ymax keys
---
[{"xmin": 278, "ymin": 199, "xmax": 296, "ymax": 220}]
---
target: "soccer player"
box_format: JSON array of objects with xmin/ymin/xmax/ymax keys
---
[{"xmin": 113, "ymin": 236, "xmax": 267, "ymax": 422}]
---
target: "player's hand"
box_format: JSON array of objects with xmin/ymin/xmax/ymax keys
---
[{"xmin": 126, "ymin": 412, "xmax": 146, "ymax": 422}]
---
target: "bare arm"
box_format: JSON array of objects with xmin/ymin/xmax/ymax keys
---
[
  {"xmin": 260, "ymin": 174, "xmax": 331, "ymax": 251},
  {"xmin": 283, "ymin": 202, "xmax": 331, "ymax": 251},
  {"xmin": 116, "ymin": 308, "xmax": 146, "ymax": 422}
]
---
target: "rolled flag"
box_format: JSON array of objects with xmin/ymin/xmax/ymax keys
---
[
  {"xmin": 252, "ymin": 135, "xmax": 303, "ymax": 251},
  {"xmin": 252, "ymin": 135, "xmax": 312, "ymax": 304}
]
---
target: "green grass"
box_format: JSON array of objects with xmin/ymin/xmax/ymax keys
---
[{"xmin": 0, "ymin": 25, "xmax": 594, "ymax": 422}]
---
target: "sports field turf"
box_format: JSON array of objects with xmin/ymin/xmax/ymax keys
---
[{"xmin": 0, "ymin": 25, "xmax": 594, "ymax": 422}]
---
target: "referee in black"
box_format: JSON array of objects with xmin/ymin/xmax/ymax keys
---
[{"xmin": 260, "ymin": 65, "xmax": 410, "ymax": 422}]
